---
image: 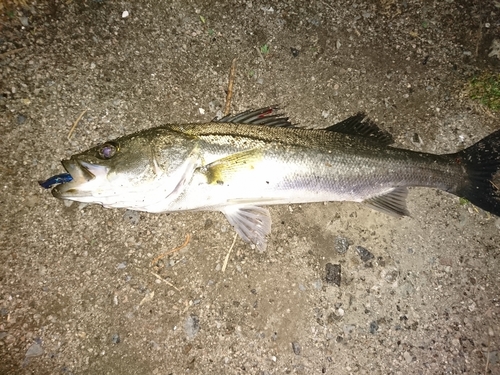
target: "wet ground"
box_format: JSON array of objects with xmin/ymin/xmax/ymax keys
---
[{"xmin": 1, "ymin": 0, "xmax": 499, "ymax": 374}]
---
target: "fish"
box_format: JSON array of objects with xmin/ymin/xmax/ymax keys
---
[{"xmin": 41, "ymin": 106, "xmax": 500, "ymax": 250}]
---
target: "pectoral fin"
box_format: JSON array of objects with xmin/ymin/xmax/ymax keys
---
[
  {"xmin": 221, "ymin": 205, "xmax": 272, "ymax": 251},
  {"xmin": 364, "ymin": 187, "xmax": 410, "ymax": 217},
  {"xmin": 202, "ymin": 149, "xmax": 264, "ymax": 185}
]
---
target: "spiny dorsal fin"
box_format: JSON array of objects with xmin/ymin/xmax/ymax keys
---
[
  {"xmin": 364, "ymin": 187, "xmax": 410, "ymax": 217},
  {"xmin": 216, "ymin": 105, "xmax": 293, "ymax": 127},
  {"xmin": 327, "ymin": 113, "xmax": 394, "ymax": 145}
]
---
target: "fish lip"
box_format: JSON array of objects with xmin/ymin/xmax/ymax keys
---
[{"xmin": 51, "ymin": 159, "xmax": 96, "ymax": 198}]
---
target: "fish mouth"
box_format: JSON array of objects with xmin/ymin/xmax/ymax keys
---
[{"xmin": 51, "ymin": 159, "xmax": 106, "ymax": 199}]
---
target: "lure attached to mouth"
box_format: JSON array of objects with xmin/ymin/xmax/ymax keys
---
[{"xmin": 38, "ymin": 173, "xmax": 73, "ymax": 189}]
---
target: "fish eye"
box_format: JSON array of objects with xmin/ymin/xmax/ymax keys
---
[{"xmin": 98, "ymin": 142, "xmax": 118, "ymax": 159}]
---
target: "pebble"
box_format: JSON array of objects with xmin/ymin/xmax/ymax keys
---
[
  {"xmin": 17, "ymin": 114, "xmax": 27, "ymax": 124},
  {"xmin": 325, "ymin": 263, "xmax": 341, "ymax": 286},
  {"xmin": 208, "ymin": 100, "xmax": 221, "ymax": 112},
  {"xmin": 63, "ymin": 200, "xmax": 74, "ymax": 207},
  {"xmin": 111, "ymin": 333, "xmax": 120, "ymax": 344},
  {"xmin": 311, "ymin": 279, "xmax": 323, "ymax": 290},
  {"xmin": 19, "ymin": 16, "xmax": 29, "ymax": 27},
  {"xmin": 25, "ymin": 343, "xmax": 44, "ymax": 358},
  {"xmin": 369, "ymin": 320, "xmax": 379, "ymax": 334},
  {"xmin": 123, "ymin": 210, "xmax": 140, "ymax": 225},
  {"xmin": 290, "ymin": 47, "xmax": 300, "ymax": 57},
  {"xmin": 487, "ymin": 351, "xmax": 498, "ymax": 365},
  {"xmin": 291, "ymin": 342, "xmax": 301, "ymax": 355},
  {"xmin": 24, "ymin": 196, "xmax": 40, "ymax": 208},
  {"xmin": 343, "ymin": 324, "xmax": 355, "ymax": 335},
  {"xmin": 411, "ymin": 132, "xmax": 422, "ymax": 145},
  {"xmin": 403, "ymin": 351, "xmax": 412, "ymax": 363},
  {"xmin": 334, "ymin": 236, "xmax": 349, "ymax": 254},
  {"xmin": 185, "ymin": 315, "xmax": 200, "ymax": 339},
  {"xmin": 495, "ymin": 218, "xmax": 500, "ymax": 230},
  {"xmin": 355, "ymin": 246, "xmax": 374, "ymax": 262}
]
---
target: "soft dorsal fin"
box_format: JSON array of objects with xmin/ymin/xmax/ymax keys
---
[
  {"xmin": 216, "ymin": 105, "xmax": 293, "ymax": 127},
  {"xmin": 327, "ymin": 113, "xmax": 394, "ymax": 145}
]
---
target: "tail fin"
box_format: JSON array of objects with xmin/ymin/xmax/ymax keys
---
[{"xmin": 453, "ymin": 129, "xmax": 500, "ymax": 216}]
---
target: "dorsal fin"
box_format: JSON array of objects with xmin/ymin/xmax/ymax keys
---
[
  {"xmin": 327, "ymin": 113, "xmax": 394, "ymax": 145},
  {"xmin": 216, "ymin": 105, "xmax": 293, "ymax": 127}
]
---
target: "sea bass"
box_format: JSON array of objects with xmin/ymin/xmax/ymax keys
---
[{"xmin": 41, "ymin": 106, "xmax": 500, "ymax": 250}]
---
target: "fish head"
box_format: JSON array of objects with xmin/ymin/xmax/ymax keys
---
[{"xmin": 51, "ymin": 134, "xmax": 165, "ymax": 206}]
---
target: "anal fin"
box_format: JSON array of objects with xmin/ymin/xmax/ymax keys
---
[
  {"xmin": 364, "ymin": 187, "xmax": 410, "ymax": 217},
  {"xmin": 221, "ymin": 205, "xmax": 271, "ymax": 251}
]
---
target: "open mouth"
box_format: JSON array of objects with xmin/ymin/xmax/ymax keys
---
[{"xmin": 39, "ymin": 160, "xmax": 101, "ymax": 198}]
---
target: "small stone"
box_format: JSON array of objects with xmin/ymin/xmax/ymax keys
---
[
  {"xmin": 185, "ymin": 315, "xmax": 200, "ymax": 339},
  {"xmin": 369, "ymin": 320, "xmax": 379, "ymax": 334},
  {"xmin": 17, "ymin": 114, "xmax": 27, "ymax": 125},
  {"xmin": 111, "ymin": 334, "xmax": 120, "ymax": 344},
  {"xmin": 325, "ymin": 263, "xmax": 341, "ymax": 286},
  {"xmin": 63, "ymin": 200, "xmax": 74, "ymax": 207},
  {"xmin": 411, "ymin": 133, "xmax": 422, "ymax": 145},
  {"xmin": 19, "ymin": 16, "xmax": 29, "ymax": 27},
  {"xmin": 25, "ymin": 343, "xmax": 44, "ymax": 358},
  {"xmin": 122, "ymin": 10, "xmax": 129, "ymax": 18},
  {"xmin": 123, "ymin": 210, "xmax": 140, "ymax": 225},
  {"xmin": 403, "ymin": 351, "xmax": 412, "ymax": 363},
  {"xmin": 291, "ymin": 342, "xmax": 301, "ymax": 355},
  {"xmin": 290, "ymin": 47, "xmax": 300, "ymax": 57},
  {"xmin": 334, "ymin": 237, "xmax": 349, "ymax": 254},
  {"xmin": 343, "ymin": 324, "xmax": 355, "ymax": 335},
  {"xmin": 24, "ymin": 196, "xmax": 40, "ymax": 208},
  {"xmin": 208, "ymin": 100, "xmax": 221, "ymax": 112},
  {"xmin": 495, "ymin": 218, "xmax": 500, "ymax": 230},
  {"xmin": 312, "ymin": 279, "xmax": 323, "ymax": 290},
  {"xmin": 356, "ymin": 246, "xmax": 374, "ymax": 262},
  {"xmin": 488, "ymin": 327, "xmax": 495, "ymax": 337},
  {"xmin": 487, "ymin": 351, "xmax": 498, "ymax": 365},
  {"xmin": 204, "ymin": 219, "xmax": 213, "ymax": 229}
]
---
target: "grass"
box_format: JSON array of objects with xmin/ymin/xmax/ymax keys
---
[{"xmin": 466, "ymin": 72, "xmax": 500, "ymax": 112}]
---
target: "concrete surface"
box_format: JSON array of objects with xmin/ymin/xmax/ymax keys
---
[{"xmin": 1, "ymin": 0, "xmax": 499, "ymax": 374}]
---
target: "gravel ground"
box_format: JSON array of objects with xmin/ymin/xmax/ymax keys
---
[{"xmin": 1, "ymin": 1, "xmax": 499, "ymax": 374}]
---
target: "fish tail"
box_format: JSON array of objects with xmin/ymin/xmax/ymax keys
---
[{"xmin": 453, "ymin": 129, "xmax": 500, "ymax": 216}]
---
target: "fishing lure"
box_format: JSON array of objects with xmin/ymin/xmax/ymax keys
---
[{"xmin": 39, "ymin": 173, "xmax": 73, "ymax": 189}]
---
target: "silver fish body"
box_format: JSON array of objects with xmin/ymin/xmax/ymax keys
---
[{"xmin": 46, "ymin": 107, "xmax": 500, "ymax": 250}]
